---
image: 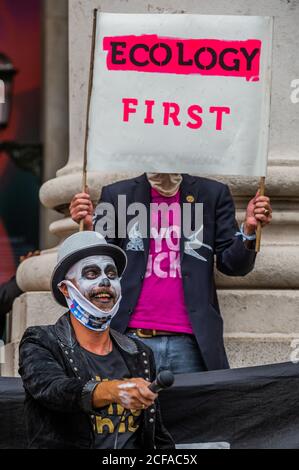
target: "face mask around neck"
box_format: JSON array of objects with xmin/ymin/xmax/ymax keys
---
[
  {"xmin": 146, "ymin": 173, "xmax": 182, "ymax": 197},
  {"xmin": 59, "ymin": 280, "xmax": 122, "ymax": 332}
]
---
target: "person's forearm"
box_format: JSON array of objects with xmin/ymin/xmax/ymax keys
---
[{"xmin": 92, "ymin": 380, "xmax": 118, "ymax": 408}]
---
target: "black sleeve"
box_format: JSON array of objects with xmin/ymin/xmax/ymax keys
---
[
  {"xmin": 19, "ymin": 327, "xmax": 93, "ymax": 414},
  {"xmin": 215, "ymin": 184, "xmax": 257, "ymax": 276},
  {"xmin": 0, "ymin": 276, "xmax": 23, "ymax": 317}
]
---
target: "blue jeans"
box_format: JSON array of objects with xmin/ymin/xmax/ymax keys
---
[{"xmin": 126, "ymin": 332, "xmax": 206, "ymax": 375}]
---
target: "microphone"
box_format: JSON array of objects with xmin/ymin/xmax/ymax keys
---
[{"xmin": 148, "ymin": 370, "xmax": 174, "ymax": 393}]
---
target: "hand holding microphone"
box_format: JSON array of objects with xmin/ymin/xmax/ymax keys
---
[
  {"xmin": 128, "ymin": 370, "xmax": 174, "ymax": 410},
  {"xmin": 112, "ymin": 372, "xmax": 174, "ymax": 450},
  {"xmin": 148, "ymin": 370, "xmax": 175, "ymax": 393},
  {"xmin": 94, "ymin": 370, "xmax": 174, "ymax": 411},
  {"xmin": 120, "ymin": 371, "xmax": 174, "ymax": 409}
]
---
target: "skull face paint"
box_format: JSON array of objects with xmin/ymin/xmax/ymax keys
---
[
  {"xmin": 66, "ymin": 255, "xmax": 121, "ymax": 312},
  {"xmin": 58, "ymin": 255, "xmax": 122, "ymax": 332}
]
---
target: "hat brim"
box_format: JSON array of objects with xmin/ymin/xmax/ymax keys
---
[{"xmin": 51, "ymin": 243, "xmax": 127, "ymax": 307}]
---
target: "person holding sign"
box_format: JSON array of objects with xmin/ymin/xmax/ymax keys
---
[
  {"xmin": 69, "ymin": 12, "xmax": 273, "ymax": 375},
  {"xmin": 70, "ymin": 173, "xmax": 272, "ymax": 374}
]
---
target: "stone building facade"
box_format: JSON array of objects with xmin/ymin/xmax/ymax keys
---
[{"xmin": 1, "ymin": 0, "xmax": 299, "ymax": 376}]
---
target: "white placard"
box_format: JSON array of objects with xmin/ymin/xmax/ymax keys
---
[{"xmin": 87, "ymin": 13, "xmax": 273, "ymax": 177}]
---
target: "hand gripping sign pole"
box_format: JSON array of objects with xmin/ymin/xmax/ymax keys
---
[
  {"xmin": 255, "ymin": 176, "xmax": 266, "ymax": 253},
  {"xmin": 79, "ymin": 9, "xmax": 98, "ymax": 232},
  {"xmin": 255, "ymin": 16, "xmax": 273, "ymax": 254}
]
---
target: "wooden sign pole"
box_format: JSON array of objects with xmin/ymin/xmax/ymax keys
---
[
  {"xmin": 79, "ymin": 9, "xmax": 98, "ymax": 232},
  {"xmin": 255, "ymin": 176, "xmax": 266, "ymax": 252}
]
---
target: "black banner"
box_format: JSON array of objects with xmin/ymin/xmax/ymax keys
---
[{"xmin": 1, "ymin": 361, "xmax": 299, "ymax": 449}]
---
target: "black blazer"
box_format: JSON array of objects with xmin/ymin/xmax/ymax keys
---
[{"xmin": 94, "ymin": 174, "xmax": 257, "ymax": 371}]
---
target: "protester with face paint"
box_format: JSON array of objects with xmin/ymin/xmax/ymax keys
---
[
  {"xmin": 70, "ymin": 173, "xmax": 272, "ymax": 374},
  {"xmin": 18, "ymin": 231, "xmax": 174, "ymax": 449}
]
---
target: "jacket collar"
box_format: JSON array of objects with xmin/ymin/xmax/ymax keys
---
[{"xmin": 54, "ymin": 312, "xmax": 138, "ymax": 355}]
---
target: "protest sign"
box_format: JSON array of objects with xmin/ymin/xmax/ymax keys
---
[{"xmin": 87, "ymin": 13, "xmax": 273, "ymax": 177}]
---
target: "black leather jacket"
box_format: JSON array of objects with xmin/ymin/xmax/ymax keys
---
[{"xmin": 18, "ymin": 313, "xmax": 174, "ymax": 449}]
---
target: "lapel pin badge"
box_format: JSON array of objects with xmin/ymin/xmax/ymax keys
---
[{"xmin": 186, "ymin": 195, "xmax": 195, "ymax": 203}]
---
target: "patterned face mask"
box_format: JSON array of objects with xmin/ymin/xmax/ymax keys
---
[{"xmin": 59, "ymin": 255, "xmax": 122, "ymax": 332}]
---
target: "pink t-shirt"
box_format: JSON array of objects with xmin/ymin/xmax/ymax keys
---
[{"xmin": 128, "ymin": 188, "xmax": 193, "ymax": 334}]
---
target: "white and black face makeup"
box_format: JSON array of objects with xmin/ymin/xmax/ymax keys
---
[{"xmin": 66, "ymin": 255, "xmax": 121, "ymax": 312}]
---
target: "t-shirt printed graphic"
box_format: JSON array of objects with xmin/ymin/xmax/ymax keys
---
[
  {"xmin": 81, "ymin": 346, "xmax": 142, "ymax": 449},
  {"xmin": 129, "ymin": 188, "xmax": 193, "ymax": 334}
]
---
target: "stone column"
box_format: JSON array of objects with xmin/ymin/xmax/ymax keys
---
[
  {"xmin": 0, "ymin": 0, "xmax": 69, "ymax": 376},
  {"xmin": 2, "ymin": 0, "xmax": 298, "ymax": 376},
  {"xmin": 39, "ymin": 0, "xmax": 69, "ymax": 250}
]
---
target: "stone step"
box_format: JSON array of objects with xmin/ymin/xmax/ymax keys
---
[
  {"xmin": 0, "ymin": 341, "xmax": 19, "ymax": 377},
  {"xmin": 2, "ymin": 290, "xmax": 299, "ymax": 376},
  {"xmin": 16, "ymin": 243, "xmax": 299, "ymax": 292},
  {"xmin": 2, "ymin": 334, "xmax": 298, "ymax": 377},
  {"xmin": 225, "ymin": 333, "xmax": 299, "ymax": 369},
  {"xmin": 219, "ymin": 289, "xmax": 299, "ymax": 334},
  {"xmin": 10, "ymin": 292, "xmax": 66, "ymax": 343},
  {"xmin": 8, "ymin": 289, "xmax": 299, "ymax": 342},
  {"xmin": 215, "ymin": 244, "xmax": 299, "ymax": 288}
]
